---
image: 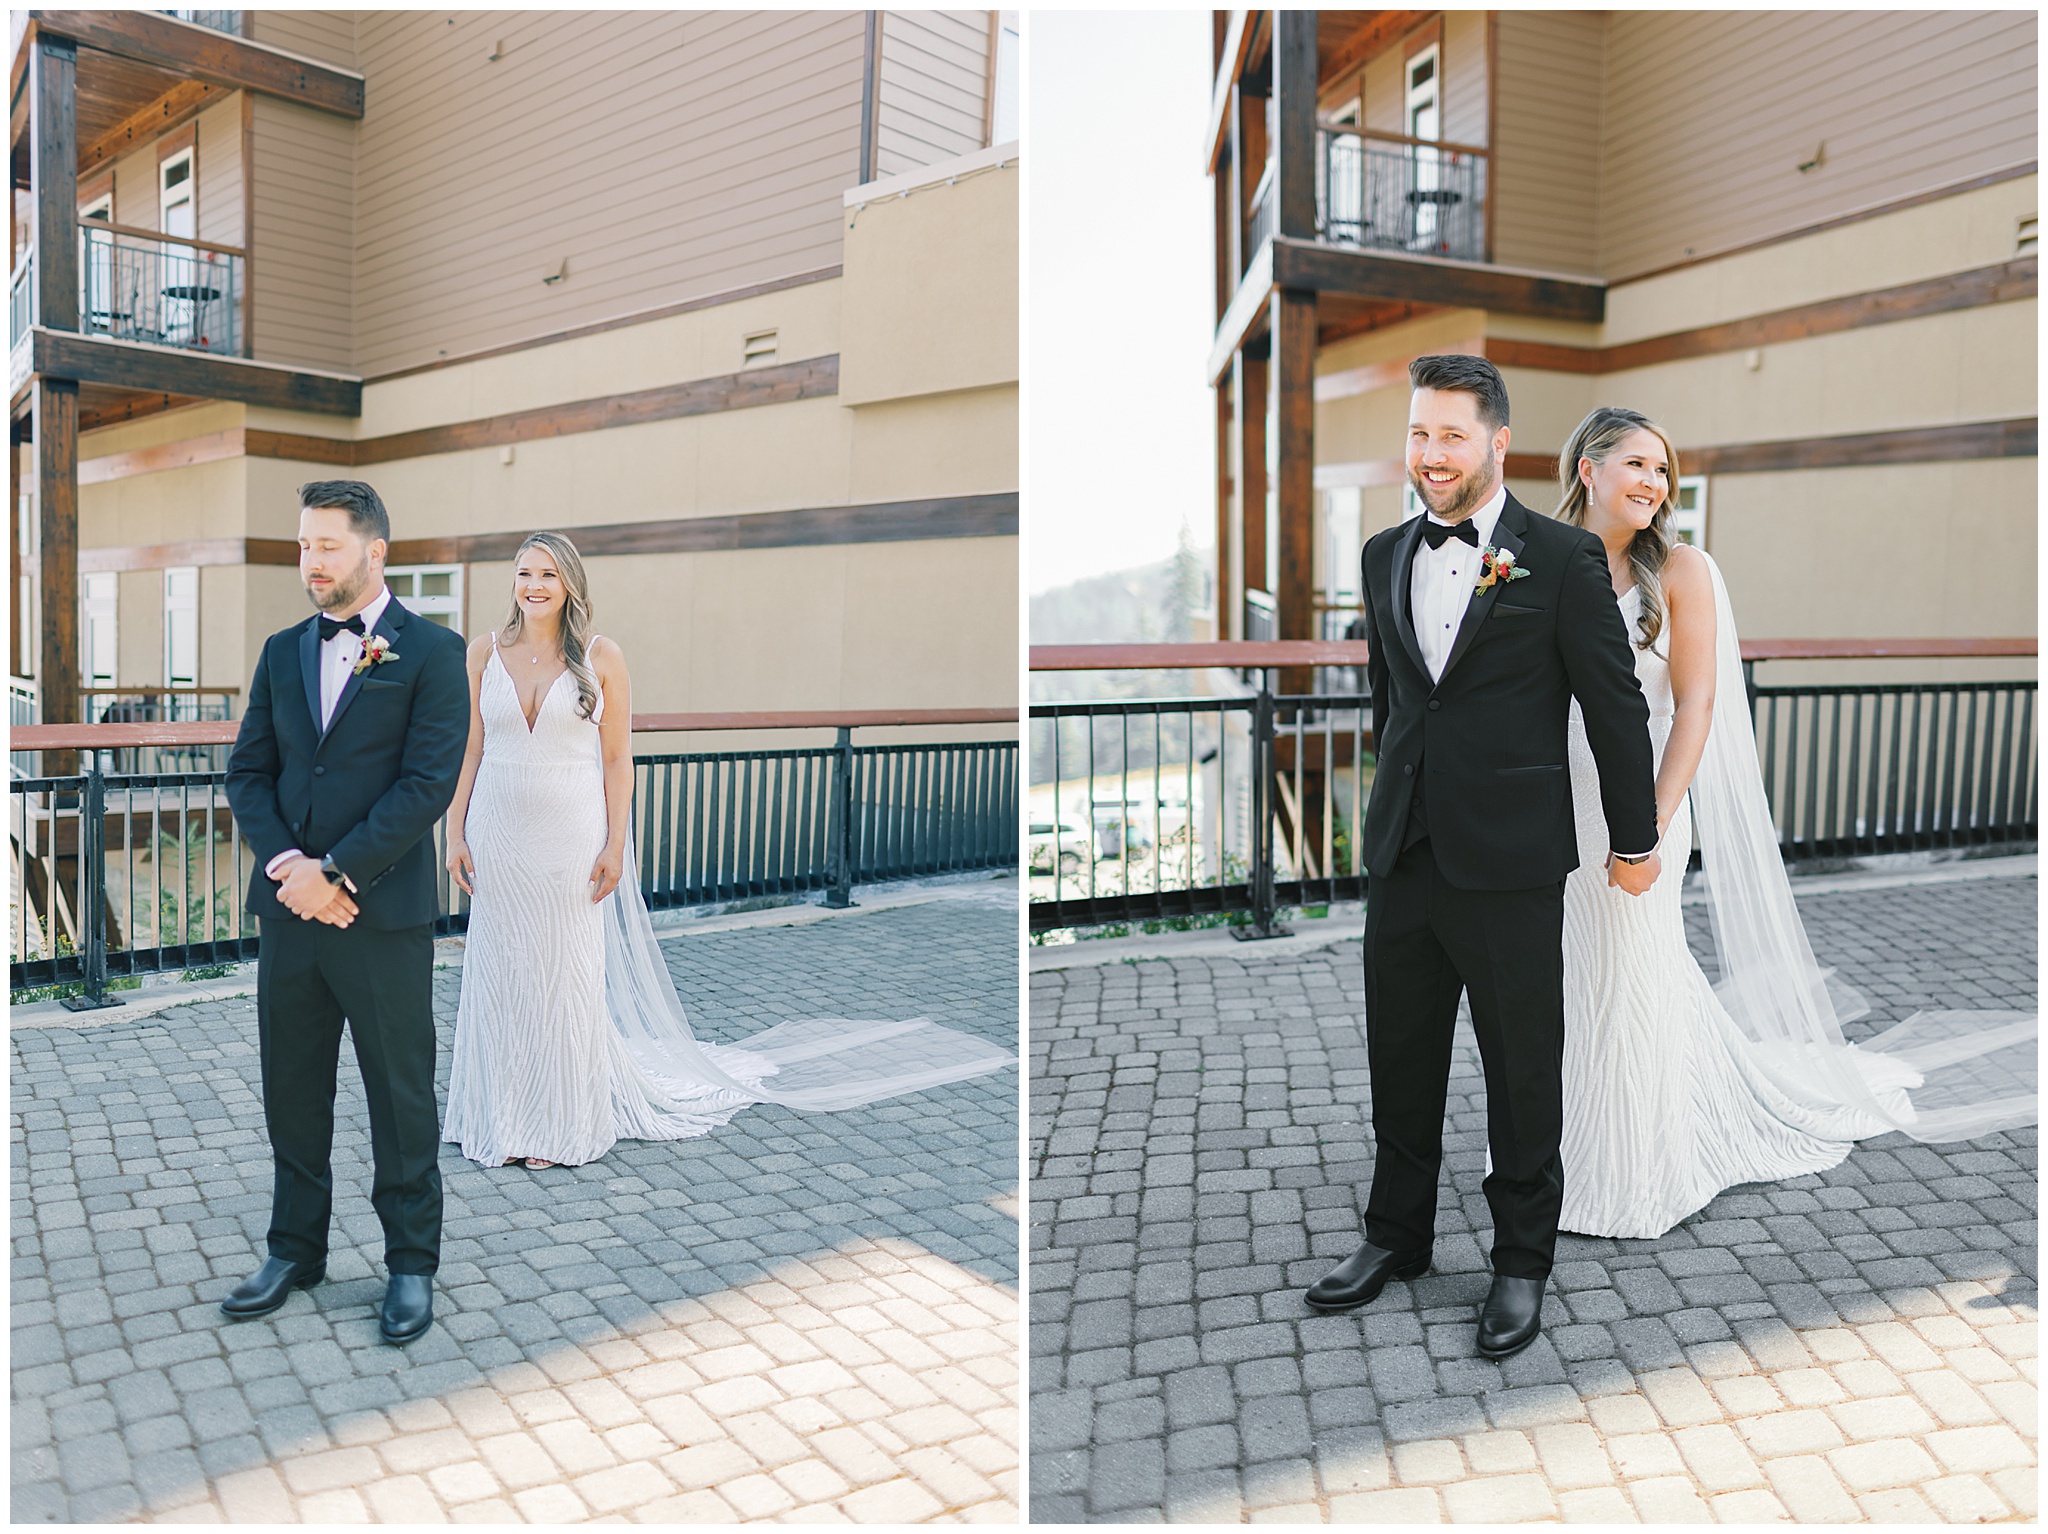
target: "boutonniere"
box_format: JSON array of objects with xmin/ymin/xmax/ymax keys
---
[
  {"xmin": 1475, "ymin": 547, "xmax": 1530, "ymax": 595},
  {"xmin": 353, "ymin": 634, "xmax": 399, "ymax": 676}
]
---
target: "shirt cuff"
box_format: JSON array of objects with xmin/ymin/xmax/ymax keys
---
[
  {"xmin": 1612, "ymin": 848, "xmax": 1656, "ymax": 860},
  {"xmin": 265, "ymin": 848, "xmax": 304, "ymax": 880}
]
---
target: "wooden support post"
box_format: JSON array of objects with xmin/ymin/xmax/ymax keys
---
[
  {"xmin": 35, "ymin": 379, "xmax": 81, "ymax": 767},
  {"xmin": 32, "ymin": 33, "xmax": 80, "ymax": 333},
  {"xmin": 1233, "ymin": 347, "xmax": 1268, "ymax": 635},
  {"xmin": 1270, "ymin": 10, "xmax": 1317, "ymax": 241},
  {"xmin": 1214, "ymin": 378, "xmax": 1234, "ymax": 644},
  {"xmin": 1271, "ymin": 287, "xmax": 1317, "ymax": 695}
]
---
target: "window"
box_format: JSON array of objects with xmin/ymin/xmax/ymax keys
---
[
  {"xmin": 164, "ymin": 566, "xmax": 199, "ymax": 687},
  {"xmin": 1671, "ymin": 477, "xmax": 1707, "ymax": 549},
  {"xmin": 1322, "ymin": 487, "xmax": 1363, "ymax": 607},
  {"xmin": 159, "ymin": 148, "xmax": 195, "ymax": 242},
  {"xmin": 989, "ymin": 11, "xmax": 1020, "ymax": 146},
  {"xmin": 1405, "ymin": 45, "xmax": 1442, "ymax": 247},
  {"xmin": 81, "ymin": 572, "xmax": 117, "ymax": 688},
  {"xmin": 386, "ymin": 565, "xmax": 463, "ymax": 631}
]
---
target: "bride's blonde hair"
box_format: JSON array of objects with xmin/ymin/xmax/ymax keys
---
[
  {"xmin": 502, "ymin": 530, "xmax": 600, "ymax": 720},
  {"xmin": 1553, "ymin": 406, "xmax": 1682, "ymax": 652}
]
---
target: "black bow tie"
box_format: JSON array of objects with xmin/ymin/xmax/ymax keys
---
[
  {"xmin": 1420, "ymin": 518, "xmax": 1480, "ymax": 551},
  {"xmin": 318, "ymin": 613, "xmax": 367, "ymax": 642}
]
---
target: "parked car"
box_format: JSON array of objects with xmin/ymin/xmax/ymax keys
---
[{"xmin": 1028, "ymin": 820, "xmax": 1092, "ymax": 873}]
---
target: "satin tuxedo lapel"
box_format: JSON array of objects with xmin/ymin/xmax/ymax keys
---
[
  {"xmin": 1439, "ymin": 496, "xmax": 1529, "ymax": 684},
  {"xmin": 320, "ymin": 600, "xmax": 408, "ymax": 745},
  {"xmin": 299, "ymin": 618, "xmax": 324, "ymax": 739},
  {"xmin": 1389, "ymin": 514, "xmax": 1431, "ymax": 683}
]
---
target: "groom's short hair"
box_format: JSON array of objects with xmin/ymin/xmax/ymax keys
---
[
  {"xmin": 298, "ymin": 480, "xmax": 390, "ymax": 545},
  {"xmin": 1409, "ymin": 354, "xmax": 1510, "ymax": 431}
]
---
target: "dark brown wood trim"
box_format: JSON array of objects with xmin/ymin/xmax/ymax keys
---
[
  {"xmin": 1614, "ymin": 162, "xmax": 2039, "ymax": 288},
  {"xmin": 77, "ymin": 392, "xmax": 200, "ymax": 432},
  {"xmin": 382, "ymin": 493, "xmax": 1018, "ymax": 567},
  {"xmin": 78, "ymin": 535, "xmax": 295, "ymax": 573},
  {"xmin": 242, "ymin": 426, "xmax": 351, "ymax": 465},
  {"xmin": 1205, "ymin": 9, "xmax": 1254, "ymax": 175},
  {"xmin": 31, "ymin": 10, "xmax": 366, "ymax": 118},
  {"xmin": 1502, "ymin": 452, "xmax": 1556, "ymax": 483},
  {"xmin": 1402, "ymin": 16, "xmax": 1443, "ymax": 62},
  {"xmin": 154, "ymin": 120, "xmax": 195, "ymax": 166},
  {"xmin": 78, "ymin": 426, "xmax": 245, "ymax": 484},
  {"xmin": 1032, "ymin": 641, "xmax": 1374, "ymax": 672},
  {"xmin": 32, "ymin": 328, "xmax": 361, "ymax": 415},
  {"xmin": 352, "ymin": 353, "xmax": 837, "ymax": 465},
  {"xmin": 363, "ymin": 267, "xmax": 843, "ymax": 383},
  {"xmin": 1317, "ymin": 11, "xmax": 1432, "ymax": 92},
  {"xmin": 1685, "ymin": 419, "xmax": 2035, "ymax": 477},
  {"xmin": 1741, "ymin": 638, "xmax": 2037, "ymax": 661},
  {"xmin": 1208, "ymin": 241, "xmax": 1275, "ymax": 384},
  {"xmin": 1272, "ymin": 236, "xmax": 1605, "ymax": 323},
  {"xmin": 74, "ymin": 217, "xmax": 244, "ymax": 259},
  {"xmin": 1315, "ymin": 336, "xmax": 1483, "ymax": 401}
]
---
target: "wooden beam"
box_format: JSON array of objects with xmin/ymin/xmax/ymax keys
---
[
  {"xmin": 1684, "ymin": 418, "xmax": 2035, "ymax": 476},
  {"xmin": 1204, "ymin": 10, "xmax": 1254, "ymax": 175},
  {"xmin": 1271, "ymin": 236, "xmax": 1606, "ymax": 323},
  {"xmin": 1233, "ymin": 348, "xmax": 1268, "ymax": 613},
  {"xmin": 1485, "ymin": 258, "xmax": 2037, "ymax": 376},
  {"xmin": 1214, "ymin": 377, "xmax": 1233, "ymax": 645},
  {"xmin": 31, "ymin": 328, "xmax": 361, "ymax": 414},
  {"xmin": 1318, "ymin": 11, "xmax": 1432, "ymax": 92},
  {"xmin": 31, "ymin": 11, "xmax": 365, "ymax": 118},
  {"xmin": 78, "ymin": 77, "xmax": 225, "ymax": 176},
  {"xmin": 34, "ymin": 377, "xmax": 78, "ymax": 752},
  {"xmin": 1208, "ymin": 239, "xmax": 1274, "ymax": 384},
  {"xmin": 31, "ymin": 32, "xmax": 78, "ymax": 332},
  {"xmin": 78, "ymin": 536, "xmax": 295, "ymax": 573},
  {"xmin": 1315, "ymin": 337, "xmax": 1485, "ymax": 402}
]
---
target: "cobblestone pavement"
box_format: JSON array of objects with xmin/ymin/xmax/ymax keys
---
[
  {"xmin": 1029, "ymin": 874, "xmax": 2037, "ymax": 1523},
  {"xmin": 13, "ymin": 885, "xmax": 1020, "ymax": 1523}
]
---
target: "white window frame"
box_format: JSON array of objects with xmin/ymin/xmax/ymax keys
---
[
  {"xmin": 1671, "ymin": 475, "xmax": 1708, "ymax": 549},
  {"xmin": 81, "ymin": 571, "xmax": 117, "ymax": 688},
  {"xmin": 385, "ymin": 564, "xmax": 464, "ymax": 633},
  {"xmin": 159, "ymin": 147, "xmax": 195, "ymax": 241},
  {"xmin": 163, "ymin": 566, "xmax": 199, "ymax": 688},
  {"xmin": 988, "ymin": 10, "xmax": 1020, "ymax": 148},
  {"xmin": 1405, "ymin": 44, "xmax": 1442, "ymax": 247}
]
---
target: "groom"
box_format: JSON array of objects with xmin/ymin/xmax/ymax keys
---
[
  {"xmin": 1307, "ymin": 355, "xmax": 1660, "ymax": 1359},
  {"xmin": 221, "ymin": 481, "xmax": 468, "ymax": 1344}
]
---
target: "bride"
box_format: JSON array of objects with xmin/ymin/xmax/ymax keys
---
[
  {"xmin": 441, "ymin": 530, "xmax": 1013, "ymax": 1170},
  {"xmin": 1553, "ymin": 406, "xmax": 2035, "ymax": 1238}
]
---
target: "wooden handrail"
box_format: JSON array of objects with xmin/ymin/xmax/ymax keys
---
[
  {"xmin": 1031, "ymin": 639, "xmax": 2037, "ymax": 671},
  {"xmin": 10, "ymin": 707, "xmax": 1020, "ymax": 750},
  {"xmin": 80, "ymin": 685, "xmax": 241, "ymax": 696},
  {"xmin": 80, "ymin": 219, "xmax": 247, "ymax": 261},
  {"xmin": 1321, "ymin": 123, "xmax": 1492, "ymax": 159}
]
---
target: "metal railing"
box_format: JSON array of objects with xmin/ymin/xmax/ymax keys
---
[
  {"xmin": 82, "ymin": 689, "xmax": 242, "ymax": 775},
  {"xmin": 1317, "ymin": 126, "xmax": 1488, "ymax": 263},
  {"xmin": 12, "ymin": 711, "xmax": 1018, "ymax": 1005},
  {"xmin": 10, "ymin": 253, "xmax": 33, "ymax": 351},
  {"xmin": 1029, "ymin": 640, "xmax": 2035, "ymax": 935},
  {"xmin": 80, "ymin": 223, "xmax": 244, "ymax": 356},
  {"xmin": 162, "ymin": 10, "xmax": 242, "ymax": 34}
]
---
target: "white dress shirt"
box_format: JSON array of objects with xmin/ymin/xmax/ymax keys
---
[
  {"xmin": 1408, "ymin": 486, "xmax": 1505, "ymax": 684},
  {"xmin": 265, "ymin": 585, "xmax": 392, "ymax": 881}
]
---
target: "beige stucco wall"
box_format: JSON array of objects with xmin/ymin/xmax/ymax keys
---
[{"xmin": 838, "ymin": 149, "xmax": 1019, "ymax": 406}]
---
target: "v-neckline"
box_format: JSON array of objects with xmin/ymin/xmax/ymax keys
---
[{"xmin": 494, "ymin": 645, "xmax": 567, "ymax": 735}]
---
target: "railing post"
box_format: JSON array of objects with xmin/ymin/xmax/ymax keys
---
[
  {"xmin": 1234, "ymin": 670, "xmax": 1291, "ymax": 941},
  {"xmin": 61, "ymin": 753, "xmax": 118, "ymax": 1011},
  {"xmin": 823, "ymin": 725, "xmax": 856, "ymax": 909}
]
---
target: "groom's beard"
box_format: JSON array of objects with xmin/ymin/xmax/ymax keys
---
[
  {"xmin": 1410, "ymin": 461, "xmax": 1500, "ymax": 523},
  {"xmin": 306, "ymin": 555, "xmax": 371, "ymax": 613}
]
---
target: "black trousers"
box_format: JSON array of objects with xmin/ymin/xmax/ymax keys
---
[
  {"xmin": 256, "ymin": 916, "xmax": 442, "ymax": 1274},
  {"xmin": 1361, "ymin": 838, "xmax": 1566, "ymax": 1280}
]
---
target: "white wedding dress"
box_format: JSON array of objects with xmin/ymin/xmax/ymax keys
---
[
  {"xmin": 1558, "ymin": 563, "xmax": 2035, "ymax": 1238},
  {"xmin": 444, "ymin": 637, "xmax": 1014, "ymax": 1168}
]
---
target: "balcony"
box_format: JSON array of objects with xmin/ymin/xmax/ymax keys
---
[
  {"xmin": 79, "ymin": 223, "xmax": 243, "ymax": 356},
  {"xmin": 1317, "ymin": 125, "xmax": 1487, "ymax": 263},
  {"xmin": 159, "ymin": 10, "xmax": 242, "ymax": 35}
]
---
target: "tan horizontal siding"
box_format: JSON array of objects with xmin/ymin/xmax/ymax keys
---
[
  {"xmin": 876, "ymin": 10, "xmax": 991, "ymax": 176},
  {"xmin": 1490, "ymin": 10, "xmax": 1603, "ymax": 276},
  {"xmin": 248, "ymin": 94, "xmax": 354, "ymax": 372},
  {"xmin": 1441, "ymin": 9, "xmax": 1488, "ymax": 150},
  {"xmin": 245, "ymin": 9, "xmax": 357, "ymax": 68},
  {"xmin": 347, "ymin": 10, "xmax": 863, "ymax": 377},
  {"xmin": 1600, "ymin": 10, "xmax": 2038, "ymax": 279},
  {"xmin": 195, "ymin": 95, "xmax": 243, "ymax": 249}
]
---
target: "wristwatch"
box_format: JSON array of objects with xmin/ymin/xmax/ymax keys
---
[{"xmin": 318, "ymin": 854, "xmax": 356, "ymax": 891}]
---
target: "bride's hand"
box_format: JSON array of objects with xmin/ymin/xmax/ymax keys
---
[
  {"xmin": 589, "ymin": 844, "xmax": 624, "ymax": 904},
  {"xmin": 446, "ymin": 838, "xmax": 475, "ymax": 896}
]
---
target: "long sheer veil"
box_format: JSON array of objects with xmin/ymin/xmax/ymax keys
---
[
  {"xmin": 1688, "ymin": 550, "xmax": 2034, "ymax": 1143},
  {"xmin": 595, "ymin": 839, "xmax": 1015, "ymax": 1124}
]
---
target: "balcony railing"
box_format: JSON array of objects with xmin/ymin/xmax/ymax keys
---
[
  {"xmin": 1028, "ymin": 640, "xmax": 2035, "ymax": 935},
  {"xmin": 161, "ymin": 10, "xmax": 243, "ymax": 34},
  {"xmin": 1317, "ymin": 126, "xmax": 1488, "ymax": 263},
  {"xmin": 11, "ymin": 252, "xmax": 35, "ymax": 352},
  {"xmin": 80, "ymin": 223, "xmax": 244, "ymax": 356},
  {"xmin": 10, "ymin": 710, "xmax": 1019, "ymax": 1005}
]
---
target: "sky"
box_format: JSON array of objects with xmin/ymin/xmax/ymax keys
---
[{"xmin": 1026, "ymin": 11, "xmax": 1215, "ymax": 595}]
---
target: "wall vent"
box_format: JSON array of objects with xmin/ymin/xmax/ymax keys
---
[
  {"xmin": 743, "ymin": 329, "xmax": 778, "ymax": 366},
  {"xmin": 2018, "ymin": 215, "xmax": 2038, "ymax": 257}
]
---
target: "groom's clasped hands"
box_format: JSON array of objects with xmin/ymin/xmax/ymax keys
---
[{"xmin": 271, "ymin": 851, "xmax": 359, "ymax": 927}]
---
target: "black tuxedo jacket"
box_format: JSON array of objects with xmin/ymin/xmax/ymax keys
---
[
  {"xmin": 1359, "ymin": 491, "xmax": 1658, "ymax": 890},
  {"xmin": 225, "ymin": 597, "xmax": 469, "ymax": 930}
]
